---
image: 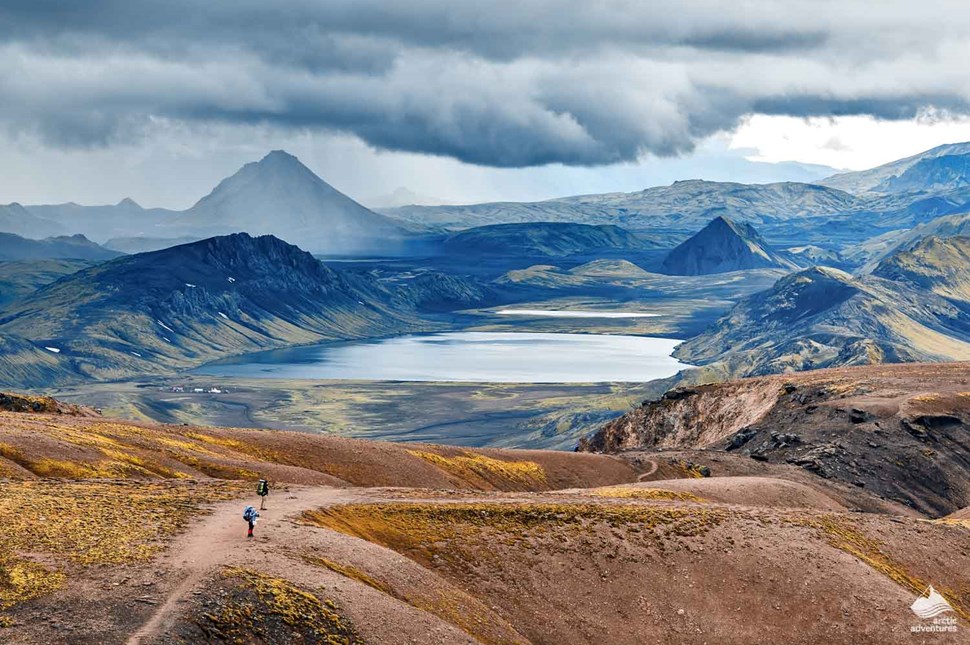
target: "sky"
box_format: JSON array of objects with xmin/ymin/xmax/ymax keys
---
[{"xmin": 2, "ymin": 1, "xmax": 970, "ymax": 209}]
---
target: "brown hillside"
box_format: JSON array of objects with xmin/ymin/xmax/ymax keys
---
[
  {"xmin": 0, "ymin": 391, "xmax": 967, "ymax": 644},
  {"xmin": 580, "ymin": 362, "xmax": 970, "ymax": 516}
]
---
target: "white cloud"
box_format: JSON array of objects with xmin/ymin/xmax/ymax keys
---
[{"xmin": 730, "ymin": 113, "xmax": 970, "ymax": 170}]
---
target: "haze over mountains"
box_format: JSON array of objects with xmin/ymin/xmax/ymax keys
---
[
  {"xmin": 8, "ymin": 141, "xmax": 970, "ymax": 261},
  {"xmin": 0, "ymin": 233, "xmax": 119, "ymax": 262},
  {"xmin": 10, "ymin": 151, "xmax": 411, "ymax": 255}
]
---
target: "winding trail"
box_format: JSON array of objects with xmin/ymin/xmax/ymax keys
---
[
  {"xmin": 125, "ymin": 485, "xmax": 354, "ymax": 645},
  {"xmin": 636, "ymin": 458, "xmax": 659, "ymax": 480}
]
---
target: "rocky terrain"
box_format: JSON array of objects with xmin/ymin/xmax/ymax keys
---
[
  {"xmin": 580, "ymin": 362, "xmax": 970, "ymax": 516},
  {"xmin": 0, "ymin": 389, "xmax": 967, "ymax": 644},
  {"xmin": 660, "ymin": 216, "xmax": 797, "ymax": 275}
]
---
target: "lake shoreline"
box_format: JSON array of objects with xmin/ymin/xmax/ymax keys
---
[{"xmin": 192, "ymin": 330, "xmax": 690, "ymax": 384}]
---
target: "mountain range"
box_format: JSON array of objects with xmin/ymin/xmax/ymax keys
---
[
  {"xmin": 675, "ymin": 236, "xmax": 970, "ymax": 377},
  {"xmin": 817, "ymin": 142, "xmax": 970, "ymax": 194},
  {"xmin": 8, "ymin": 141, "xmax": 970, "ymax": 388},
  {"xmin": 382, "ymin": 142, "xmax": 970, "ymax": 251},
  {"xmin": 9, "ymin": 142, "xmax": 970, "ymax": 261}
]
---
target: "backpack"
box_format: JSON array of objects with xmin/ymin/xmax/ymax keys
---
[
  {"xmin": 257, "ymin": 480, "xmax": 269, "ymax": 496},
  {"xmin": 243, "ymin": 506, "xmax": 256, "ymax": 521}
]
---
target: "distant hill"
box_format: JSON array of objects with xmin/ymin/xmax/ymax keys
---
[
  {"xmin": 26, "ymin": 198, "xmax": 170, "ymax": 244},
  {"xmin": 169, "ymin": 151, "xmax": 410, "ymax": 255},
  {"xmin": 784, "ymin": 245, "xmax": 843, "ymax": 267},
  {"xmin": 441, "ymin": 222, "xmax": 657, "ymax": 258},
  {"xmin": 871, "ymin": 235, "xmax": 970, "ymax": 302},
  {"xmin": 674, "ymin": 261, "xmax": 970, "ymax": 377},
  {"xmin": 0, "ymin": 259, "xmax": 94, "ymax": 307},
  {"xmin": 366, "ymin": 187, "xmax": 453, "ymax": 209},
  {"xmin": 0, "ymin": 233, "xmax": 432, "ymax": 384},
  {"xmin": 818, "ymin": 142, "xmax": 970, "ymax": 194},
  {"xmin": 103, "ymin": 236, "xmax": 203, "ymax": 254},
  {"xmin": 0, "ymin": 203, "xmax": 65, "ymax": 239},
  {"xmin": 876, "ymin": 154, "xmax": 970, "ymax": 194},
  {"xmin": 660, "ymin": 216, "xmax": 798, "ymax": 275},
  {"xmin": 0, "ymin": 233, "xmax": 120, "ymax": 261},
  {"xmin": 385, "ymin": 180, "xmax": 861, "ymax": 235},
  {"xmin": 856, "ymin": 210, "xmax": 970, "ymax": 271}
]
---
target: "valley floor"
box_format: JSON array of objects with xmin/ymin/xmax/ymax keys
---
[{"xmin": 48, "ymin": 377, "xmax": 671, "ymax": 450}]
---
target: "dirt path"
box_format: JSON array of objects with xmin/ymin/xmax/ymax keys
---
[
  {"xmin": 125, "ymin": 485, "xmax": 355, "ymax": 645},
  {"xmin": 636, "ymin": 458, "xmax": 659, "ymax": 480}
]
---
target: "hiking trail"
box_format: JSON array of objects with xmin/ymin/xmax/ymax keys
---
[{"xmin": 125, "ymin": 485, "xmax": 353, "ymax": 645}]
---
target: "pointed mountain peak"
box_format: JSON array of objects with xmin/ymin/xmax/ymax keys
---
[
  {"xmin": 258, "ymin": 149, "xmax": 302, "ymax": 165},
  {"xmin": 708, "ymin": 214, "xmax": 737, "ymax": 229},
  {"xmin": 236, "ymin": 149, "xmax": 321, "ymax": 184},
  {"xmin": 180, "ymin": 151, "xmax": 406, "ymax": 254},
  {"xmin": 116, "ymin": 197, "xmax": 142, "ymax": 208},
  {"xmin": 661, "ymin": 216, "xmax": 795, "ymax": 275}
]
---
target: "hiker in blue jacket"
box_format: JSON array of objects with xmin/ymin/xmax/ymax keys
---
[{"xmin": 243, "ymin": 505, "xmax": 259, "ymax": 538}]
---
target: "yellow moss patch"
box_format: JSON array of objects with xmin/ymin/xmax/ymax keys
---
[
  {"xmin": 790, "ymin": 515, "xmax": 970, "ymax": 621},
  {"xmin": 934, "ymin": 518, "xmax": 970, "ymax": 529},
  {"xmin": 0, "ymin": 556, "xmax": 65, "ymax": 610},
  {"xmin": 587, "ymin": 486, "xmax": 706, "ymax": 502},
  {"xmin": 676, "ymin": 460, "xmax": 706, "ymax": 479},
  {"xmin": 0, "ymin": 480, "xmax": 246, "ymax": 609},
  {"xmin": 407, "ymin": 450, "xmax": 548, "ymax": 491},
  {"xmin": 184, "ymin": 433, "xmax": 287, "ymax": 464},
  {"xmin": 217, "ymin": 567, "xmax": 359, "ymax": 644}
]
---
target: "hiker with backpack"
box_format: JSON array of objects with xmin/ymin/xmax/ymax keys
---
[
  {"xmin": 243, "ymin": 505, "xmax": 259, "ymax": 538},
  {"xmin": 257, "ymin": 478, "xmax": 270, "ymax": 510}
]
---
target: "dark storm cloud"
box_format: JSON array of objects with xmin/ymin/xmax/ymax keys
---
[{"xmin": 0, "ymin": 1, "xmax": 967, "ymax": 166}]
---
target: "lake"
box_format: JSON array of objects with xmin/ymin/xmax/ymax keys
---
[
  {"xmin": 192, "ymin": 332, "xmax": 688, "ymax": 383},
  {"xmin": 495, "ymin": 309, "xmax": 659, "ymax": 318}
]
